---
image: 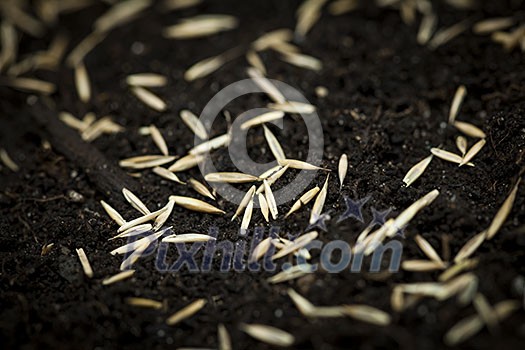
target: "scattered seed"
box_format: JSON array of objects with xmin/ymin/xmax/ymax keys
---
[
  {"xmin": 180, "ymin": 109, "xmax": 208, "ymax": 140},
  {"xmin": 120, "ymin": 155, "xmax": 176, "ymax": 169},
  {"xmin": 273, "ymin": 231, "xmax": 318, "ymax": 260},
  {"xmin": 109, "ymin": 224, "xmax": 153, "ymax": 241},
  {"xmin": 76, "ymin": 248, "xmax": 93, "ymax": 278},
  {"xmin": 59, "ymin": 111, "xmax": 86, "ymax": 131},
  {"xmin": 252, "ymin": 29, "xmax": 293, "ymax": 51},
  {"xmin": 459, "ymin": 138, "xmax": 486, "ymax": 166},
  {"xmin": 240, "ymin": 324, "xmax": 294, "ymax": 347},
  {"xmin": 102, "ymin": 270, "xmax": 135, "ymax": 285},
  {"xmin": 218, "ymin": 324, "xmax": 232, "ymax": 350},
  {"xmin": 454, "ymin": 121, "xmax": 486, "ymax": 139},
  {"xmin": 438, "ymin": 258, "xmax": 479, "ymax": 282},
  {"xmin": 163, "ymin": 15, "xmax": 238, "ymax": 39},
  {"xmin": 258, "ymin": 165, "xmax": 283, "ymax": 180},
  {"xmin": 126, "ymin": 73, "xmax": 167, "ymax": 87},
  {"xmin": 417, "ymin": 13, "xmax": 437, "ymax": 45},
  {"xmin": 414, "ymin": 234, "xmax": 445, "ymax": 266},
  {"xmin": 246, "ymin": 67, "xmax": 286, "ymax": 103},
  {"xmin": 162, "ymin": 0, "xmax": 202, "ymax": 11},
  {"xmin": 169, "ymin": 195, "xmax": 225, "ymax": 214},
  {"xmin": 2, "ymin": 77, "xmax": 56, "ymax": 94},
  {"xmin": 100, "ymin": 200, "xmax": 126, "ymax": 226},
  {"xmin": 256, "ymin": 165, "xmax": 289, "ymax": 194},
  {"xmin": 153, "ymin": 199, "xmax": 175, "ymax": 231},
  {"xmin": 0, "ymin": 21, "xmax": 17, "ymax": 71},
  {"xmin": 285, "ymin": 186, "xmax": 320, "ymax": 218},
  {"xmin": 278, "ymin": 159, "xmax": 327, "ymax": 171},
  {"xmin": 403, "ymin": 155, "xmax": 433, "ymax": 187},
  {"xmin": 240, "ymin": 111, "xmax": 284, "ymax": 130},
  {"xmin": 123, "ymin": 188, "xmax": 151, "ymax": 215},
  {"xmin": 454, "ymin": 231, "xmax": 486, "ymax": 263},
  {"xmin": 448, "ymin": 85, "xmax": 467, "ymax": 124},
  {"xmin": 295, "ymin": 0, "xmax": 328, "ymax": 39},
  {"xmin": 268, "ymin": 101, "xmax": 316, "ymax": 114},
  {"xmin": 232, "ymin": 186, "xmax": 256, "ymax": 221},
  {"xmin": 473, "ymin": 17, "xmax": 515, "ymax": 34},
  {"xmin": 166, "ymin": 299, "xmax": 207, "ymax": 326},
  {"xmin": 249, "ymin": 237, "xmax": 272, "ymax": 263},
  {"xmin": 189, "ymin": 133, "xmax": 230, "ymax": 155},
  {"xmin": 205, "ymin": 172, "xmax": 259, "ymax": 183},
  {"xmin": 287, "ymin": 288, "xmax": 316, "ymax": 316},
  {"xmin": 188, "ymin": 178, "xmax": 215, "ymax": 200},
  {"xmin": 263, "ymin": 180, "xmax": 278, "ymax": 220},
  {"xmin": 149, "ymin": 125, "xmax": 169, "ymax": 156},
  {"xmin": 74, "ymin": 63, "xmax": 91, "ymax": 103},
  {"xmin": 258, "ymin": 193, "xmax": 269, "ymax": 222},
  {"xmin": 428, "ymin": 19, "xmax": 471, "ymax": 50},
  {"xmin": 126, "ymin": 297, "xmax": 163, "ymax": 309},
  {"xmin": 0, "ymin": 148, "xmax": 19, "ymax": 172},
  {"xmin": 280, "ymin": 52, "xmax": 322, "ymax": 71},
  {"xmin": 246, "ymin": 50, "xmax": 266, "ymax": 74},
  {"xmin": 41, "ymin": 243, "xmax": 54, "ymax": 256},
  {"xmin": 473, "ymin": 293, "xmax": 498, "ymax": 332},
  {"xmin": 162, "ymin": 233, "xmax": 216, "ymax": 243},
  {"xmin": 131, "ymin": 86, "xmax": 167, "ymax": 112},
  {"xmin": 81, "ymin": 116, "xmax": 124, "ymax": 142},
  {"xmin": 310, "ymin": 175, "xmax": 329, "ymax": 224},
  {"xmin": 486, "ymin": 179, "xmax": 521, "ymax": 240},
  {"xmin": 341, "ymin": 305, "xmax": 391, "ymax": 326},
  {"xmin": 66, "ymin": 32, "xmax": 106, "ymax": 67},
  {"xmin": 168, "ymin": 153, "xmax": 204, "ymax": 172},
  {"xmin": 240, "ymin": 197, "xmax": 254, "ymax": 234},
  {"xmin": 120, "ymin": 238, "xmax": 151, "ymax": 270},
  {"xmin": 117, "ymin": 208, "xmax": 168, "ymax": 233},
  {"xmin": 262, "ymin": 125, "xmax": 286, "ymax": 161},
  {"xmin": 402, "ymin": 260, "xmax": 446, "ymax": 272},
  {"xmin": 94, "ymin": 0, "xmax": 152, "ymax": 33},
  {"xmin": 430, "ymin": 147, "xmax": 473, "ymax": 166},
  {"xmin": 338, "ymin": 154, "xmax": 348, "ymax": 189},
  {"xmin": 153, "ymin": 167, "xmax": 185, "ymax": 184},
  {"xmin": 329, "ymin": 0, "xmax": 359, "ymax": 15},
  {"xmin": 184, "ymin": 53, "xmax": 227, "ymax": 81},
  {"xmin": 267, "ymin": 264, "xmax": 314, "ymax": 284},
  {"xmin": 456, "ymin": 136, "xmax": 468, "ymax": 156},
  {"xmin": 111, "ymin": 230, "xmax": 165, "ymax": 254}
]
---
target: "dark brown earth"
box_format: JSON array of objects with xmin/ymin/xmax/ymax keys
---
[{"xmin": 1, "ymin": 1, "xmax": 525, "ymax": 349}]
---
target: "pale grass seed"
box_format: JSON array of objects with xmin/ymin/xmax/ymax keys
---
[
  {"xmin": 94, "ymin": 0, "xmax": 152, "ymax": 33},
  {"xmin": 268, "ymin": 101, "xmax": 316, "ymax": 114},
  {"xmin": 162, "ymin": 233, "xmax": 216, "ymax": 243},
  {"xmin": 267, "ymin": 264, "xmax": 314, "ymax": 284},
  {"xmin": 163, "ymin": 15, "xmax": 238, "ymax": 39},
  {"xmin": 246, "ymin": 50, "xmax": 267, "ymax": 74},
  {"xmin": 454, "ymin": 121, "xmax": 486, "ymax": 139},
  {"xmin": 169, "ymin": 195, "xmax": 225, "ymax": 214},
  {"xmin": 414, "ymin": 234, "xmax": 445, "ymax": 266},
  {"xmin": 454, "ymin": 231, "xmax": 486, "ymax": 263},
  {"xmin": 232, "ymin": 186, "xmax": 256, "ymax": 221},
  {"xmin": 168, "ymin": 153, "xmax": 204, "ymax": 172},
  {"xmin": 166, "ymin": 299, "xmax": 207, "ymax": 326},
  {"xmin": 264, "ymin": 180, "xmax": 278, "ymax": 220},
  {"xmin": 126, "ymin": 73, "xmax": 167, "ymax": 87},
  {"xmin": 189, "ymin": 133, "xmax": 230, "ymax": 155},
  {"xmin": 246, "ymin": 67, "xmax": 286, "ymax": 103},
  {"xmin": 285, "ymin": 186, "xmax": 320, "ymax": 218},
  {"xmin": 74, "ymin": 63, "xmax": 91, "ymax": 103},
  {"xmin": 456, "ymin": 136, "xmax": 468, "ymax": 156},
  {"xmin": 280, "ymin": 52, "xmax": 322, "ymax": 71},
  {"xmin": 249, "ymin": 237, "xmax": 273, "ymax": 263},
  {"xmin": 240, "ymin": 324, "xmax": 295, "ymax": 347},
  {"xmin": 218, "ymin": 324, "xmax": 232, "ymax": 350},
  {"xmin": 188, "ymin": 178, "xmax": 215, "ymax": 200},
  {"xmin": 309, "ymin": 175, "xmax": 329, "ymax": 224},
  {"xmin": 240, "ymin": 111, "xmax": 284, "ymax": 130},
  {"xmin": 76, "ymin": 248, "xmax": 93, "ymax": 278},
  {"xmin": 153, "ymin": 167, "xmax": 185, "ymax": 184},
  {"xmin": 149, "ymin": 125, "xmax": 169, "ymax": 156},
  {"xmin": 263, "ymin": 125, "xmax": 286, "ymax": 161},
  {"xmin": 205, "ymin": 172, "xmax": 259, "ymax": 183},
  {"xmin": 403, "ymin": 155, "xmax": 433, "ymax": 187},
  {"xmin": 102, "ymin": 270, "xmax": 135, "ymax": 285},
  {"xmin": 120, "ymin": 155, "xmax": 176, "ymax": 169},
  {"xmin": 100, "ymin": 200, "xmax": 126, "ymax": 226},
  {"xmin": 459, "ymin": 138, "xmax": 486, "ymax": 166},
  {"xmin": 126, "ymin": 297, "xmax": 163, "ymax": 309},
  {"xmin": 338, "ymin": 154, "xmax": 348, "ymax": 189},
  {"xmin": 259, "ymin": 193, "xmax": 270, "ymax": 222},
  {"xmin": 122, "ymin": 188, "xmax": 151, "ymax": 215},
  {"xmin": 180, "ymin": 109, "xmax": 208, "ymax": 140},
  {"xmin": 428, "ymin": 19, "xmax": 471, "ymax": 50},
  {"xmin": 448, "ymin": 85, "xmax": 467, "ymax": 124},
  {"xmin": 473, "ymin": 17, "xmax": 515, "ymax": 34},
  {"xmin": 0, "ymin": 148, "xmax": 19, "ymax": 172},
  {"xmin": 131, "ymin": 86, "xmax": 167, "ymax": 112},
  {"xmin": 486, "ymin": 179, "xmax": 521, "ymax": 239},
  {"xmin": 240, "ymin": 197, "xmax": 254, "ymax": 234}
]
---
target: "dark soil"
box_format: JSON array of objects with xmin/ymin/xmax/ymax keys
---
[{"xmin": 1, "ymin": 1, "xmax": 525, "ymax": 349}]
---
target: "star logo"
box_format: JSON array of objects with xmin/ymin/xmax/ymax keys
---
[
  {"xmin": 337, "ymin": 195, "xmax": 371, "ymax": 223},
  {"xmin": 306, "ymin": 212, "xmax": 331, "ymax": 232}
]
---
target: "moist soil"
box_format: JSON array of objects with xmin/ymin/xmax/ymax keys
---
[{"xmin": 1, "ymin": 1, "xmax": 525, "ymax": 349}]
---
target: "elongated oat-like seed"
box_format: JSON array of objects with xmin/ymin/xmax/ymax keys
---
[
  {"xmin": 185, "ymin": 54, "xmax": 226, "ymax": 81},
  {"xmin": 109, "ymin": 224, "xmax": 153, "ymax": 241},
  {"xmin": 386, "ymin": 190, "xmax": 439, "ymax": 237},
  {"xmin": 0, "ymin": 148, "xmax": 19, "ymax": 172},
  {"xmin": 431, "ymin": 148, "xmax": 473, "ymax": 166},
  {"xmin": 126, "ymin": 73, "xmax": 167, "ymax": 87},
  {"xmin": 454, "ymin": 231, "xmax": 486, "ymax": 263},
  {"xmin": 153, "ymin": 167, "xmax": 185, "ymax": 184},
  {"xmin": 267, "ymin": 264, "xmax": 314, "ymax": 284},
  {"xmin": 126, "ymin": 297, "xmax": 163, "ymax": 309},
  {"xmin": 169, "ymin": 195, "xmax": 225, "ymax": 214},
  {"xmin": 473, "ymin": 17, "xmax": 514, "ymax": 34},
  {"xmin": 153, "ymin": 200, "xmax": 175, "ymax": 231},
  {"xmin": 240, "ymin": 197, "xmax": 254, "ymax": 234},
  {"xmin": 259, "ymin": 193, "xmax": 270, "ymax": 222},
  {"xmin": 189, "ymin": 133, "xmax": 230, "ymax": 155},
  {"xmin": 264, "ymin": 180, "xmax": 278, "ymax": 220},
  {"xmin": 205, "ymin": 172, "xmax": 259, "ymax": 183},
  {"xmin": 272, "ymin": 231, "xmax": 318, "ymax": 260},
  {"xmin": 180, "ymin": 109, "xmax": 208, "ymax": 140},
  {"xmin": 341, "ymin": 305, "xmax": 391, "ymax": 326},
  {"xmin": 295, "ymin": 0, "xmax": 328, "ymax": 39},
  {"xmin": 168, "ymin": 153, "xmax": 204, "ymax": 172},
  {"xmin": 162, "ymin": 233, "xmax": 216, "ymax": 243},
  {"xmin": 100, "ymin": 200, "xmax": 126, "ymax": 226},
  {"xmin": 240, "ymin": 111, "xmax": 284, "ymax": 130},
  {"xmin": 257, "ymin": 165, "xmax": 289, "ymax": 194},
  {"xmin": 414, "ymin": 234, "xmax": 445, "ymax": 266},
  {"xmin": 66, "ymin": 32, "xmax": 106, "ymax": 67},
  {"xmin": 417, "ymin": 13, "xmax": 437, "ymax": 45},
  {"xmin": 456, "ymin": 136, "xmax": 468, "ymax": 156},
  {"xmin": 486, "ymin": 179, "xmax": 521, "ymax": 239},
  {"xmin": 3, "ymin": 77, "xmax": 56, "ymax": 94},
  {"xmin": 240, "ymin": 324, "xmax": 294, "ymax": 347},
  {"xmin": 94, "ymin": 0, "xmax": 152, "ymax": 33},
  {"xmin": 428, "ymin": 19, "xmax": 471, "ymax": 50},
  {"xmin": 454, "ymin": 121, "xmax": 486, "ymax": 139},
  {"xmin": 149, "ymin": 125, "xmax": 169, "ymax": 156},
  {"xmin": 166, "ymin": 299, "xmax": 207, "ymax": 326},
  {"xmin": 117, "ymin": 208, "xmax": 167, "ymax": 233},
  {"xmin": 258, "ymin": 166, "xmax": 283, "ymax": 181},
  {"xmin": 403, "ymin": 155, "xmax": 433, "ymax": 187},
  {"xmin": 189, "ymin": 178, "xmax": 215, "ymax": 200},
  {"xmin": 112, "ymin": 230, "xmax": 166, "ymax": 255},
  {"xmin": 268, "ymin": 101, "xmax": 316, "ymax": 114},
  {"xmin": 74, "ymin": 63, "xmax": 91, "ymax": 103},
  {"xmin": 122, "ymin": 188, "xmax": 151, "ymax": 215},
  {"xmin": 285, "ymin": 186, "xmax": 320, "ymax": 218},
  {"xmin": 391, "ymin": 287, "xmax": 404, "ymax": 312},
  {"xmin": 459, "ymin": 139, "xmax": 486, "ymax": 166},
  {"xmin": 246, "ymin": 67, "xmax": 286, "ymax": 103},
  {"xmin": 252, "ymin": 29, "xmax": 293, "ymax": 51},
  {"xmin": 120, "ymin": 155, "xmax": 176, "ymax": 169},
  {"xmin": 448, "ymin": 85, "xmax": 467, "ymax": 124},
  {"xmin": 131, "ymin": 86, "xmax": 167, "ymax": 112},
  {"xmin": 338, "ymin": 154, "xmax": 348, "ymax": 189},
  {"xmin": 249, "ymin": 237, "xmax": 273, "ymax": 263},
  {"xmin": 76, "ymin": 248, "xmax": 93, "ymax": 278},
  {"xmin": 246, "ymin": 50, "xmax": 267, "ymax": 74},
  {"xmin": 279, "ymin": 159, "xmax": 327, "ymax": 171},
  {"xmin": 438, "ymin": 258, "xmax": 479, "ymax": 282},
  {"xmin": 119, "ymin": 239, "xmax": 151, "ymax": 270},
  {"xmin": 162, "ymin": 0, "xmax": 202, "ymax": 11},
  {"xmin": 473, "ymin": 293, "xmax": 498, "ymax": 332},
  {"xmin": 263, "ymin": 125, "xmax": 286, "ymax": 161},
  {"xmin": 280, "ymin": 52, "xmax": 322, "ymax": 71},
  {"xmin": 310, "ymin": 175, "xmax": 329, "ymax": 224},
  {"xmin": 59, "ymin": 111, "xmax": 86, "ymax": 131},
  {"xmin": 287, "ymin": 288, "xmax": 316, "ymax": 316},
  {"xmin": 402, "ymin": 260, "xmax": 446, "ymax": 272},
  {"xmin": 329, "ymin": 0, "xmax": 359, "ymax": 16},
  {"xmin": 163, "ymin": 15, "xmax": 238, "ymax": 39},
  {"xmin": 218, "ymin": 324, "xmax": 232, "ymax": 350},
  {"xmin": 102, "ymin": 270, "xmax": 135, "ymax": 285},
  {"xmin": 232, "ymin": 186, "xmax": 256, "ymax": 221}
]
